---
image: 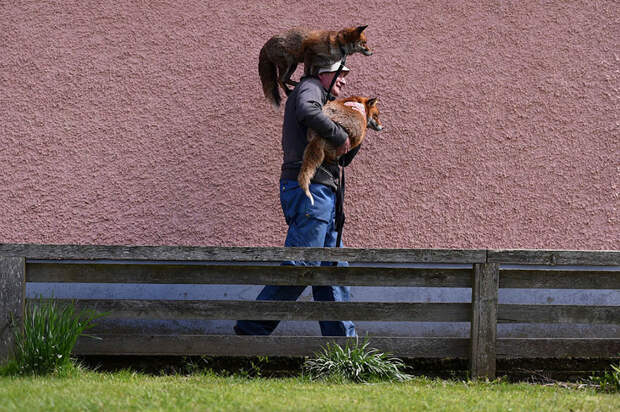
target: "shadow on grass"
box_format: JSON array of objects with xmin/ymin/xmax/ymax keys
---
[{"xmin": 73, "ymin": 355, "xmax": 617, "ymax": 383}]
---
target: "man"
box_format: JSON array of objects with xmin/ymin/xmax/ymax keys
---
[{"xmin": 234, "ymin": 61, "xmax": 360, "ymax": 337}]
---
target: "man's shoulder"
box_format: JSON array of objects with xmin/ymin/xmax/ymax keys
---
[
  {"xmin": 290, "ymin": 76, "xmax": 326, "ymax": 108},
  {"xmin": 297, "ymin": 76, "xmax": 324, "ymax": 93}
]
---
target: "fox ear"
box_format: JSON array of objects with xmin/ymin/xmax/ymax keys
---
[
  {"xmin": 357, "ymin": 25, "xmax": 368, "ymax": 33},
  {"xmin": 368, "ymin": 97, "xmax": 378, "ymax": 106}
]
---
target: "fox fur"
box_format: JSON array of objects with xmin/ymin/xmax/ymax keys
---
[
  {"xmin": 258, "ymin": 25, "xmax": 372, "ymax": 108},
  {"xmin": 298, "ymin": 96, "xmax": 383, "ymax": 205}
]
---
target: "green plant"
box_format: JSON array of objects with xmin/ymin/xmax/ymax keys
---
[
  {"xmin": 591, "ymin": 362, "xmax": 620, "ymax": 393},
  {"xmin": 10, "ymin": 297, "xmax": 105, "ymax": 375},
  {"xmin": 303, "ymin": 337, "xmax": 412, "ymax": 383}
]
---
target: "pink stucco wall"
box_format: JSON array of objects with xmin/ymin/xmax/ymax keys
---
[{"xmin": 1, "ymin": 1, "xmax": 618, "ymax": 250}]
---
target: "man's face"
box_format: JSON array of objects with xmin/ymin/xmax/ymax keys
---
[{"xmin": 318, "ymin": 71, "xmax": 348, "ymax": 97}]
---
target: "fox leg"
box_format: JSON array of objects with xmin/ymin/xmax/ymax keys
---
[
  {"xmin": 303, "ymin": 52, "xmax": 316, "ymax": 76},
  {"xmin": 278, "ymin": 62, "xmax": 298, "ymax": 96},
  {"xmin": 285, "ymin": 63, "xmax": 298, "ymax": 86},
  {"xmin": 298, "ymin": 137, "xmax": 325, "ymax": 206}
]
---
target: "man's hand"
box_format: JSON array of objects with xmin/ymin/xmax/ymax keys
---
[{"xmin": 336, "ymin": 137, "xmax": 351, "ymax": 156}]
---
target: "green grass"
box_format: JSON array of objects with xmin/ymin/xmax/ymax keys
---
[{"xmin": 1, "ymin": 369, "xmax": 618, "ymax": 412}]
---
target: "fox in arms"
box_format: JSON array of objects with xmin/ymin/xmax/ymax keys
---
[
  {"xmin": 298, "ymin": 96, "xmax": 383, "ymax": 205},
  {"xmin": 259, "ymin": 25, "xmax": 372, "ymax": 108}
]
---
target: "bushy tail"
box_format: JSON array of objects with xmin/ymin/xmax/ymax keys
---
[
  {"xmin": 298, "ymin": 165, "xmax": 315, "ymax": 206},
  {"xmin": 258, "ymin": 44, "xmax": 281, "ymax": 108},
  {"xmin": 298, "ymin": 137, "xmax": 326, "ymax": 206}
]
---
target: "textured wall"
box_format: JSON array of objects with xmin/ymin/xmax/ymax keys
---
[{"xmin": 2, "ymin": 0, "xmax": 618, "ymax": 249}]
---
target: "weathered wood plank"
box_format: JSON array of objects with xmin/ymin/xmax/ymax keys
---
[
  {"xmin": 470, "ymin": 263, "xmax": 499, "ymax": 379},
  {"xmin": 73, "ymin": 334, "xmax": 470, "ymax": 358},
  {"xmin": 32, "ymin": 299, "xmax": 471, "ymax": 322},
  {"xmin": 500, "ymin": 269, "xmax": 620, "ymax": 289},
  {"xmin": 488, "ymin": 249, "xmax": 620, "ymax": 266},
  {"xmin": 0, "ymin": 257, "xmax": 25, "ymax": 363},
  {"xmin": 498, "ymin": 304, "xmax": 620, "ymax": 324},
  {"xmin": 497, "ymin": 338, "xmax": 620, "ymax": 359},
  {"xmin": 26, "ymin": 263, "xmax": 473, "ymax": 287},
  {"xmin": 0, "ymin": 243, "xmax": 487, "ymax": 263}
]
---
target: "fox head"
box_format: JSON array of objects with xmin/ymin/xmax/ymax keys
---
[
  {"xmin": 364, "ymin": 97, "xmax": 383, "ymax": 131},
  {"xmin": 341, "ymin": 25, "xmax": 373, "ymax": 56}
]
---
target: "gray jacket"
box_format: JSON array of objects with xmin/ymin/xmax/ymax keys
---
[{"xmin": 280, "ymin": 76, "xmax": 353, "ymax": 190}]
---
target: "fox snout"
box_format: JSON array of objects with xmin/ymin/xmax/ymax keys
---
[
  {"xmin": 369, "ymin": 119, "xmax": 383, "ymax": 131},
  {"xmin": 362, "ymin": 48, "xmax": 373, "ymax": 56},
  {"xmin": 367, "ymin": 114, "xmax": 383, "ymax": 131},
  {"xmin": 364, "ymin": 97, "xmax": 382, "ymax": 131}
]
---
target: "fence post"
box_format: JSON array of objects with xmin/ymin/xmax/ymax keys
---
[
  {"xmin": 0, "ymin": 257, "xmax": 26, "ymax": 363},
  {"xmin": 470, "ymin": 263, "xmax": 499, "ymax": 379}
]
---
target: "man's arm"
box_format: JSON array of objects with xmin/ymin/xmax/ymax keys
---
[{"xmin": 295, "ymin": 80, "xmax": 349, "ymax": 147}]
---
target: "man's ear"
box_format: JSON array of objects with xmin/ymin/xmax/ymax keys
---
[
  {"xmin": 356, "ymin": 25, "xmax": 368, "ymax": 33},
  {"xmin": 368, "ymin": 97, "xmax": 378, "ymax": 106}
]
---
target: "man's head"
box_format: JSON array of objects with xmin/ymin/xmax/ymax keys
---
[{"xmin": 317, "ymin": 62, "xmax": 350, "ymax": 97}]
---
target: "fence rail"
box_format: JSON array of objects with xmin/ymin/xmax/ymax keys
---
[
  {"xmin": 1, "ymin": 243, "xmax": 619, "ymax": 379},
  {"xmin": 0, "ymin": 244, "xmax": 488, "ymax": 263},
  {"xmin": 25, "ymin": 263, "xmax": 474, "ymax": 287},
  {"xmin": 70, "ymin": 336, "xmax": 619, "ymax": 359}
]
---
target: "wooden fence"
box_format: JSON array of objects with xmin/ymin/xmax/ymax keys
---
[{"xmin": 1, "ymin": 243, "xmax": 619, "ymax": 378}]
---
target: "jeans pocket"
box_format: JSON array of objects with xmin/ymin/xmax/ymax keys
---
[
  {"xmin": 303, "ymin": 184, "xmax": 334, "ymax": 224},
  {"xmin": 280, "ymin": 181, "xmax": 334, "ymax": 226}
]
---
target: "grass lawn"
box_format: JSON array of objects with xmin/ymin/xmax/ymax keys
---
[{"xmin": 1, "ymin": 370, "xmax": 618, "ymax": 412}]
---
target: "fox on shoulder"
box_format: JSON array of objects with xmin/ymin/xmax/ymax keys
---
[
  {"xmin": 298, "ymin": 97, "xmax": 383, "ymax": 205},
  {"xmin": 259, "ymin": 25, "xmax": 372, "ymax": 108}
]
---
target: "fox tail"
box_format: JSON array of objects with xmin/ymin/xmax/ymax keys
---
[
  {"xmin": 303, "ymin": 187, "xmax": 315, "ymax": 206},
  {"xmin": 258, "ymin": 44, "xmax": 280, "ymax": 108},
  {"xmin": 297, "ymin": 170, "xmax": 315, "ymax": 206}
]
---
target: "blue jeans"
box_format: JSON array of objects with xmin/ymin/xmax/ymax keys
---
[{"xmin": 235, "ymin": 180, "xmax": 356, "ymax": 337}]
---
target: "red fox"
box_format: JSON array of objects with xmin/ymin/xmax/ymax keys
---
[
  {"xmin": 258, "ymin": 26, "xmax": 372, "ymax": 108},
  {"xmin": 298, "ymin": 96, "xmax": 383, "ymax": 205}
]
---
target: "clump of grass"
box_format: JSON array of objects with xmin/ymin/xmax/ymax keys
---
[
  {"xmin": 5, "ymin": 297, "xmax": 104, "ymax": 376},
  {"xmin": 303, "ymin": 338, "xmax": 412, "ymax": 383},
  {"xmin": 591, "ymin": 362, "xmax": 620, "ymax": 393}
]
